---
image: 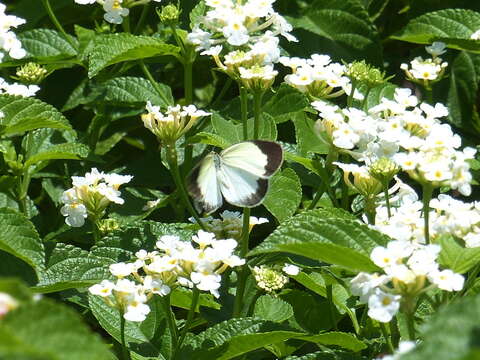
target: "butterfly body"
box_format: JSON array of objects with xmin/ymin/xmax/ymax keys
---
[{"xmin": 188, "ymin": 140, "xmax": 283, "ymax": 214}]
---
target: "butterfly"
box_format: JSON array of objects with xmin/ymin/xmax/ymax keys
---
[{"xmin": 187, "ymin": 140, "xmax": 283, "ymax": 214}]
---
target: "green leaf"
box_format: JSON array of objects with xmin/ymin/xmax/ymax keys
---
[
  {"xmin": 179, "ymin": 318, "xmax": 303, "ymax": 360},
  {"xmin": 402, "ymin": 294, "xmax": 480, "ymax": 360},
  {"xmin": 263, "ymin": 168, "xmax": 302, "ymax": 222},
  {"xmin": 254, "ymin": 295, "xmax": 294, "ymax": 322},
  {"xmin": 300, "ymin": 332, "xmax": 366, "ymax": 352},
  {"xmin": 190, "ymin": 1, "xmax": 206, "ymax": 29},
  {"xmin": 98, "ymin": 76, "xmax": 173, "ymax": 108},
  {"xmin": 391, "ymin": 9, "xmax": 480, "ymax": 52},
  {"xmin": 89, "ymin": 295, "xmax": 171, "ymax": 359},
  {"xmin": 0, "ymin": 208, "xmax": 44, "ymax": 276},
  {"xmin": 24, "ymin": 142, "xmax": 89, "ymax": 168},
  {"xmin": 292, "ymin": 112, "xmax": 329, "ymax": 155},
  {"xmin": 438, "ymin": 236, "xmax": 480, "ymax": 274},
  {"xmin": 248, "ymin": 209, "xmax": 388, "ymax": 272},
  {"xmin": 289, "ymin": 0, "xmax": 382, "ymax": 64},
  {"xmin": 447, "ymin": 51, "xmax": 480, "ymax": 133},
  {"xmin": 263, "ymin": 84, "xmax": 310, "ymax": 124},
  {"xmin": 17, "ymin": 28, "xmax": 77, "ymax": 60},
  {"xmin": 88, "ymin": 33, "xmax": 180, "ymax": 77},
  {"xmin": 0, "ymin": 299, "xmax": 112, "ymax": 360},
  {"xmin": 211, "ymin": 112, "xmax": 277, "ymax": 143},
  {"xmin": 0, "ymin": 95, "xmax": 72, "ymax": 136},
  {"xmin": 360, "ymin": 82, "xmax": 397, "ymax": 110},
  {"xmin": 189, "ymin": 131, "xmax": 231, "ymax": 148}
]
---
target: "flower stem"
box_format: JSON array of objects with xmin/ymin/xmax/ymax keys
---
[
  {"xmin": 133, "ymin": 2, "xmax": 150, "ymax": 34},
  {"xmin": 166, "ymin": 145, "xmax": 206, "ymax": 230},
  {"xmin": 384, "ymin": 182, "xmax": 392, "ymax": 218},
  {"xmin": 233, "ymin": 208, "xmax": 250, "ymax": 317},
  {"xmin": 347, "ymin": 80, "xmax": 357, "ymax": 108},
  {"xmin": 119, "ymin": 310, "xmax": 131, "ymax": 360},
  {"xmin": 422, "ymin": 183, "xmax": 433, "ymax": 244},
  {"xmin": 239, "ymin": 85, "xmax": 249, "ymax": 140},
  {"xmin": 326, "ymin": 284, "xmax": 338, "ymax": 331},
  {"xmin": 253, "ymin": 91, "xmax": 264, "ymax": 140},
  {"xmin": 365, "ymin": 197, "xmax": 376, "ymax": 225},
  {"xmin": 161, "ymin": 295, "xmax": 178, "ymax": 350},
  {"xmin": 176, "ymin": 288, "xmax": 200, "ymax": 353},
  {"xmin": 41, "ymin": 0, "xmax": 76, "ymax": 47},
  {"xmin": 380, "ymin": 322, "xmax": 395, "ymax": 353},
  {"xmin": 139, "ymin": 60, "xmax": 172, "ymax": 107},
  {"xmin": 406, "ymin": 313, "xmax": 416, "ymax": 340}
]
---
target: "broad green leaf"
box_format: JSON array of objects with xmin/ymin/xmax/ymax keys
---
[
  {"xmin": 0, "ymin": 95, "xmax": 72, "ymax": 135},
  {"xmin": 391, "ymin": 9, "xmax": 480, "ymax": 52},
  {"xmin": 24, "ymin": 142, "xmax": 89, "ymax": 168},
  {"xmin": 263, "ymin": 168, "xmax": 302, "ymax": 222},
  {"xmin": 211, "ymin": 112, "xmax": 277, "ymax": 143},
  {"xmin": 0, "ymin": 299, "xmax": 112, "ymax": 360},
  {"xmin": 0, "ymin": 208, "xmax": 44, "ymax": 276},
  {"xmin": 98, "ymin": 76, "xmax": 173, "ymax": 108},
  {"xmin": 289, "ymin": 0, "xmax": 382, "ymax": 64},
  {"xmin": 263, "ymin": 84, "xmax": 310, "ymax": 123},
  {"xmin": 179, "ymin": 318, "xmax": 304, "ymax": 360},
  {"xmin": 300, "ymin": 332, "xmax": 366, "ymax": 352},
  {"xmin": 74, "ymin": 25, "xmax": 96, "ymax": 62},
  {"xmin": 438, "ymin": 236, "xmax": 480, "ymax": 274},
  {"xmin": 189, "ymin": 131, "xmax": 231, "ymax": 148},
  {"xmin": 88, "ymin": 33, "xmax": 180, "ymax": 77},
  {"xmin": 447, "ymin": 51, "xmax": 480, "ymax": 133},
  {"xmin": 402, "ymin": 294, "xmax": 480, "ymax": 360},
  {"xmin": 248, "ymin": 209, "xmax": 388, "ymax": 272},
  {"xmin": 292, "ymin": 112, "xmax": 329, "ymax": 155},
  {"xmin": 16, "ymin": 29, "xmax": 77, "ymax": 60},
  {"xmin": 360, "ymin": 82, "xmax": 397, "ymax": 110},
  {"xmin": 254, "ymin": 295, "xmax": 294, "ymax": 322},
  {"xmin": 189, "ymin": 1, "xmax": 206, "ymax": 29}
]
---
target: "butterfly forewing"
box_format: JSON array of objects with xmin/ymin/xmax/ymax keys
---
[
  {"xmin": 220, "ymin": 140, "xmax": 283, "ymax": 178},
  {"xmin": 187, "ymin": 153, "xmax": 223, "ymax": 214}
]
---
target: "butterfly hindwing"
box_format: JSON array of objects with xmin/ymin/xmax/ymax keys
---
[{"xmin": 187, "ymin": 153, "xmax": 223, "ymax": 214}]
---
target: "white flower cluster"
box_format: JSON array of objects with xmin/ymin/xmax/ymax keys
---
[
  {"xmin": 280, "ymin": 54, "xmax": 363, "ymax": 100},
  {"xmin": 351, "ymin": 240, "xmax": 464, "ymax": 323},
  {"xmin": 0, "ymin": 3, "xmax": 26, "ymax": 62},
  {"xmin": 188, "ymin": 0, "xmax": 296, "ymax": 52},
  {"xmin": 314, "ymin": 87, "xmax": 476, "ymax": 195},
  {"xmin": 401, "ymin": 42, "xmax": 448, "ymax": 82},
  {"xmin": 376, "ymin": 341, "xmax": 416, "ymax": 360},
  {"xmin": 471, "ymin": 30, "xmax": 480, "ymax": 40},
  {"xmin": 74, "ymin": 0, "xmax": 162, "ymax": 24},
  {"xmin": 252, "ymin": 263, "xmax": 299, "ymax": 292},
  {"xmin": 375, "ymin": 188, "xmax": 480, "ymax": 248},
  {"xmin": 0, "ymin": 78, "xmax": 39, "ymax": 97},
  {"xmin": 60, "ymin": 168, "xmax": 132, "ymax": 227},
  {"xmin": 89, "ymin": 230, "xmax": 245, "ymax": 319},
  {"xmin": 142, "ymin": 101, "xmax": 211, "ymax": 143},
  {"xmin": 0, "ymin": 292, "xmax": 18, "ymax": 318},
  {"xmin": 192, "ymin": 210, "xmax": 268, "ymax": 241}
]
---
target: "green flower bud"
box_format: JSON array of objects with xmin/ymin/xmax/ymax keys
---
[
  {"xmin": 252, "ymin": 265, "xmax": 288, "ymax": 293},
  {"xmin": 158, "ymin": 4, "xmax": 180, "ymax": 25},
  {"xmin": 369, "ymin": 157, "xmax": 400, "ymax": 184},
  {"xmin": 98, "ymin": 218, "xmax": 120, "ymax": 235},
  {"xmin": 15, "ymin": 62, "xmax": 47, "ymax": 84},
  {"xmin": 346, "ymin": 61, "xmax": 387, "ymax": 88}
]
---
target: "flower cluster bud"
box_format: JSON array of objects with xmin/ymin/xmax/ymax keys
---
[
  {"xmin": 252, "ymin": 265, "xmax": 289, "ymax": 293},
  {"xmin": 15, "ymin": 62, "xmax": 47, "ymax": 84}
]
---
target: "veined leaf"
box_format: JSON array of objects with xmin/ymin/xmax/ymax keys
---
[
  {"xmin": 254, "ymin": 295, "xmax": 294, "ymax": 323},
  {"xmin": 391, "ymin": 9, "xmax": 480, "ymax": 52},
  {"xmin": 0, "ymin": 95, "xmax": 72, "ymax": 136},
  {"xmin": 15, "ymin": 29, "xmax": 77, "ymax": 61},
  {"xmin": 248, "ymin": 209, "xmax": 388, "ymax": 272},
  {"xmin": 24, "ymin": 142, "xmax": 89, "ymax": 167},
  {"xmin": 263, "ymin": 84, "xmax": 310, "ymax": 124},
  {"xmin": 263, "ymin": 168, "xmax": 302, "ymax": 222},
  {"xmin": 88, "ymin": 33, "xmax": 180, "ymax": 77},
  {"xmin": 0, "ymin": 208, "xmax": 44, "ymax": 277},
  {"xmin": 292, "ymin": 112, "xmax": 329, "ymax": 155},
  {"xmin": 438, "ymin": 236, "xmax": 480, "ymax": 274},
  {"xmin": 0, "ymin": 299, "xmax": 112, "ymax": 360}
]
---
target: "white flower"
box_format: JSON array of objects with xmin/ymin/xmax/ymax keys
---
[
  {"xmin": 123, "ymin": 295, "xmax": 150, "ymax": 322},
  {"xmin": 109, "ymin": 262, "xmax": 135, "ymax": 278},
  {"xmin": 222, "ymin": 20, "xmax": 249, "ymax": 46},
  {"xmin": 471, "ymin": 30, "xmax": 480, "ymax": 40},
  {"xmin": 0, "ymin": 292, "xmax": 18, "ymax": 318},
  {"xmin": 143, "ymin": 276, "xmax": 171, "ymax": 296},
  {"xmin": 350, "ymin": 272, "xmax": 389, "ymax": 302},
  {"xmin": 0, "ymin": 79, "xmax": 39, "ymax": 97},
  {"xmin": 74, "ymin": 0, "xmax": 97, "ymax": 3},
  {"xmin": 89, "ymin": 280, "xmax": 115, "ymax": 297},
  {"xmin": 367, "ymin": 289, "xmax": 400, "ymax": 323},
  {"xmin": 282, "ymin": 264, "xmax": 300, "ymax": 276},
  {"xmin": 425, "ymin": 42, "xmax": 447, "ymax": 57},
  {"xmin": 60, "ymin": 202, "xmax": 88, "ymax": 227},
  {"xmin": 429, "ymin": 269, "xmax": 464, "ymax": 292},
  {"xmin": 103, "ymin": 0, "xmax": 129, "ymax": 24}
]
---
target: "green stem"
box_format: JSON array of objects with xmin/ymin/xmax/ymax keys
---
[
  {"xmin": 170, "ymin": 24, "xmax": 186, "ymax": 55},
  {"xmin": 406, "ymin": 313, "xmax": 416, "ymax": 340},
  {"xmin": 184, "ymin": 61, "xmax": 193, "ymax": 104},
  {"xmin": 210, "ymin": 77, "xmax": 233, "ymax": 108},
  {"xmin": 134, "ymin": 2, "xmax": 150, "ymax": 34},
  {"xmin": 122, "ymin": 15, "xmax": 131, "ymax": 33},
  {"xmin": 380, "ymin": 322, "xmax": 395, "ymax": 353},
  {"xmin": 253, "ymin": 91, "xmax": 264, "ymax": 140},
  {"xmin": 161, "ymin": 295, "xmax": 178, "ymax": 349},
  {"xmin": 119, "ymin": 310, "xmax": 131, "ymax": 360},
  {"xmin": 239, "ymin": 85, "xmax": 249, "ymax": 140},
  {"xmin": 176, "ymin": 288, "xmax": 200, "ymax": 353},
  {"xmin": 365, "ymin": 197, "xmax": 376, "ymax": 225},
  {"xmin": 308, "ymin": 181, "xmax": 326, "ymax": 210},
  {"xmin": 233, "ymin": 208, "xmax": 250, "ymax": 317},
  {"xmin": 17, "ymin": 173, "xmax": 31, "ymax": 216},
  {"xmin": 326, "ymin": 284, "xmax": 337, "ymax": 331},
  {"xmin": 92, "ymin": 219, "xmax": 101, "ymax": 243},
  {"xmin": 41, "ymin": 0, "xmax": 76, "ymax": 47},
  {"xmin": 361, "ymin": 87, "xmax": 372, "ymax": 111},
  {"xmin": 347, "ymin": 80, "xmax": 357, "ymax": 108},
  {"xmin": 166, "ymin": 145, "xmax": 206, "ymax": 230},
  {"xmin": 422, "ymin": 183, "xmax": 433, "ymax": 244},
  {"xmin": 139, "ymin": 60, "xmax": 172, "ymax": 107}
]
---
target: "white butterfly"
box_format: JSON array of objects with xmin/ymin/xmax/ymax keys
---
[{"xmin": 187, "ymin": 140, "xmax": 283, "ymax": 214}]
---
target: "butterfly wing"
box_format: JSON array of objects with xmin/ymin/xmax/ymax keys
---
[
  {"xmin": 217, "ymin": 140, "xmax": 283, "ymax": 208},
  {"xmin": 220, "ymin": 140, "xmax": 283, "ymax": 178},
  {"xmin": 187, "ymin": 153, "xmax": 223, "ymax": 214},
  {"xmin": 217, "ymin": 161, "xmax": 269, "ymax": 208}
]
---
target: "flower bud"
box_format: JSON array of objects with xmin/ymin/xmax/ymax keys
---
[
  {"xmin": 98, "ymin": 218, "xmax": 120, "ymax": 235},
  {"xmin": 239, "ymin": 64, "xmax": 277, "ymax": 93},
  {"xmin": 369, "ymin": 157, "xmax": 400, "ymax": 184},
  {"xmin": 346, "ymin": 61, "xmax": 387, "ymax": 88},
  {"xmin": 252, "ymin": 265, "xmax": 288, "ymax": 293},
  {"xmin": 158, "ymin": 4, "xmax": 180, "ymax": 25},
  {"xmin": 15, "ymin": 62, "xmax": 47, "ymax": 84}
]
